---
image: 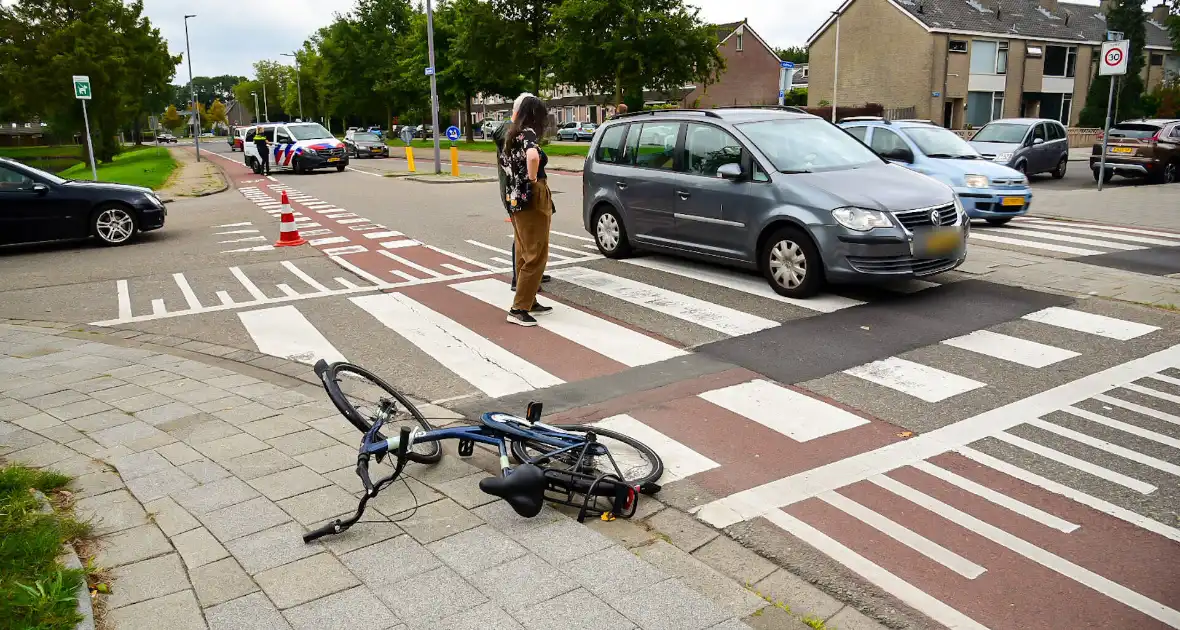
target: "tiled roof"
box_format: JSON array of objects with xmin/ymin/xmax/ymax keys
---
[
  {"xmin": 891, "ymin": 0, "xmax": 1174, "ymax": 48},
  {"xmin": 714, "ymin": 20, "xmax": 744, "ymax": 42}
]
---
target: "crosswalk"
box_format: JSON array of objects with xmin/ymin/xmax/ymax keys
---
[{"xmin": 970, "ymin": 217, "xmax": 1180, "ymax": 260}]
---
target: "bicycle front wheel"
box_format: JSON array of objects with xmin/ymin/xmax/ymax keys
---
[
  {"xmin": 511, "ymin": 424, "xmax": 663, "ymax": 489},
  {"xmin": 321, "ymin": 362, "xmax": 442, "ymax": 465}
]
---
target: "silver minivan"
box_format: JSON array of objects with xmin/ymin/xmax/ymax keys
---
[
  {"xmin": 968, "ymin": 118, "xmax": 1070, "ymax": 179},
  {"xmin": 581, "ymin": 108, "xmax": 969, "ymax": 298}
]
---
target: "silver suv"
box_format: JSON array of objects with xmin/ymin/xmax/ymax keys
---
[{"xmin": 581, "ymin": 108, "xmax": 968, "ymax": 298}]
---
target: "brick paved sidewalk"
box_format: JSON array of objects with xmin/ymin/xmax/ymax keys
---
[{"xmin": 0, "ymin": 322, "xmax": 880, "ymax": 630}]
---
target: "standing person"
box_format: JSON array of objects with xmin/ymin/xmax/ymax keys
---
[
  {"xmin": 500, "ymin": 95, "xmax": 555, "ymax": 326},
  {"xmin": 252, "ymin": 125, "xmax": 271, "ymax": 175},
  {"xmin": 494, "ymin": 93, "xmax": 550, "ymax": 292},
  {"xmin": 608, "ymin": 103, "xmax": 628, "ymax": 120}
]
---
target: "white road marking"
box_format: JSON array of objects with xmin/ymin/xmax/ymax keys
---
[
  {"xmin": 214, "ymin": 222, "xmax": 253, "ymax": 228},
  {"xmin": 992, "ymin": 431, "xmax": 1155, "ymax": 493},
  {"xmin": 335, "ymin": 278, "xmax": 360, "ymax": 289},
  {"xmin": 219, "ymin": 236, "xmax": 269, "ymax": 243},
  {"xmin": 467, "ymin": 240, "xmax": 512, "ymax": 256},
  {"xmin": 958, "ymin": 447, "xmax": 1180, "ymax": 543},
  {"xmin": 215, "ymin": 229, "xmax": 260, "ymax": 235},
  {"xmin": 390, "ymin": 270, "xmax": 418, "ymax": 282},
  {"xmin": 276, "ymin": 284, "xmax": 300, "ymax": 298},
  {"xmin": 424, "ymin": 245, "xmax": 498, "ymax": 271},
  {"xmin": 116, "ymin": 280, "xmax": 132, "ymax": 320},
  {"xmin": 173, "ymin": 273, "xmax": 203, "ymax": 310},
  {"xmin": 623, "ymin": 256, "xmax": 864, "ymax": 313},
  {"xmin": 819, "ymin": 490, "xmax": 986, "ymax": 579},
  {"xmin": 491, "ymin": 257, "xmax": 512, "ymax": 266},
  {"xmin": 1093, "ymin": 393, "xmax": 1180, "ymax": 426},
  {"xmin": 377, "ymin": 250, "xmax": 444, "ymax": 278},
  {"xmin": 873, "ymin": 475, "xmax": 1180, "ymax": 627},
  {"xmin": 1122, "ymin": 382, "xmax": 1180, "ymax": 406},
  {"xmin": 698, "ymin": 379, "xmax": 868, "ymax": 442},
  {"xmin": 764, "ymin": 510, "xmax": 990, "ymax": 630},
  {"xmin": 452, "ymin": 278, "xmax": 687, "ymax": 367},
  {"xmin": 336, "ymin": 218, "xmax": 369, "ymax": 224},
  {"xmin": 300, "ymin": 229, "xmax": 333, "ymax": 237},
  {"xmin": 440, "ymin": 264, "xmax": 467, "ymax": 274},
  {"xmin": 221, "ymin": 245, "xmax": 275, "ymax": 253},
  {"xmin": 329, "ymin": 256, "xmax": 390, "ymax": 286},
  {"xmin": 1022, "ymin": 307, "xmax": 1159, "ymax": 340},
  {"xmin": 1146, "ymin": 373, "xmax": 1180, "ymax": 388},
  {"xmin": 238, "ymin": 305, "xmax": 346, "ymax": 365},
  {"xmin": 381, "ymin": 240, "xmax": 420, "ymax": 249},
  {"xmin": 976, "ymin": 226, "xmax": 1145, "ymax": 251},
  {"xmin": 363, "ymin": 231, "xmax": 404, "ymax": 240},
  {"xmin": 845, "ymin": 357, "xmax": 985, "ymax": 402},
  {"xmin": 1003, "ymin": 222, "xmax": 1180, "ymax": 247},
  {"xmin": 549, "ymin": 266, "xmax": 778, "ymax": 336},
  {"xmin": 151, "ymin": 299, "xmax": 167, "ymax": 315},
  {"xmin": 941, "ymin": 330, "xmax": 1079, "ymax": 368},
  {"xmin": 322, "ymin": 245, "xmax": 369, "ymax": 256},
  {"xmin": 1061, "ymin": 406, "xmax": 1180, "ymax": 449},
  {"xmin": 310, "ymin": 236, "xmax": 351, "ymax": 246},
  {"xmin": 351, "ymin": 292, "xmax": 562, "ymax": 397},
  {"xmin": 968, "ymin": 232, "xmax": 1105, "ymax": 256},
  {"xmin": 216, "ymin": 291, "xmax": 235, "ymax": 306},
  {"xmin": 548, "ymin": 243, "xmax": 593, "ymax": 256},
  {"xmin": 582, "ymin": 244, "xmax": 598, "ymax": 251},
  {"xmin": 325, "ymin": 213, "xmax": 358, "ymax": 219},
  {"xmin": 551, "ymin": 230, "xmax": 595, "ymax": 242},
  {"xmin": 1027, "ymin": 418, "xmax": 1180, "ymax": 476},
  {"xmin": 591, "ymin": 414, "xmax": 719, "ymax": 482},
  {"xmin": 279, "ymin": 261, "xmax": 329, "ymax": 292},
  {"xmin": 1020, "ymin": 218, "xmax": 1180, "ymax": 240},
  {"xmin": 695, "ymin": 344, "xmax": 1180, "ymax": 528},
  {"xmin": 346, "ymin": 166, "xmax": 384, "ymax": 177},
  {"xmin": 230, "ymin": 267, "xmax": 268, "ymax": 301},
  {"xmin": 911, "ymin": 460, "xmax": 1079, "ymax": 533}
]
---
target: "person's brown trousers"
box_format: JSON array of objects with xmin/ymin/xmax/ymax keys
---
[{"xmin": 511, "ymin": 178, "xmax": 553, "ymax": 311}]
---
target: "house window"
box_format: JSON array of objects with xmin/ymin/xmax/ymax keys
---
[
  {"xmin": 1044, "ymin": 45, "xmax": 1077, "ymax": 77},
  {"xmin": 966, "ymin": 90, "xmax": 1004, "ymax": 127},
  {"xmin": 1041, "ymin": 94, "xmax": 1072, "ymax": 126},
  {"xmin": 970, "ymin": 40, "xmax": 1007, "ymax": 75},
  {"xmin": 1060, "ymin": 95, "xmax": 1072, "ymax": 126},
  {"xmin": 736, "ymin": 33, "xmax": 743, "ymax": 52},
  {"xmin": 949, "ymin": 40, "xmax": 968, "ymax": 53},
  {"xmin": 1150, "ymin": 53, "xmax": 1164, "ymax": 66},
  {"xmin": 1027, "ymin": 46, "xmax": 1043, "ymax": 57}
]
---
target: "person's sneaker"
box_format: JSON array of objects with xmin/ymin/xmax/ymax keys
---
[
  {"xmin": 542, "ymin": 274, "xmax": 552, "ymax": 283},
  {"xmin": 506, "ymin": 309, "xmax": 537, "ymax": 326},
  {"xmin": 529, "ymin": 302, "xmax": 553, "ymax": 315}
]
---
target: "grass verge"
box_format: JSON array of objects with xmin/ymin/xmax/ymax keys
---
[
  {"xmin": 0, "ymin": 464, "xmax": 92, "ymax": 630},
  {"xmin": 59, "ymin": 147, "xmax": 178, "ymax": 190}
]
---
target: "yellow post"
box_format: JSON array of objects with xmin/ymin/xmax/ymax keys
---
[
  {"xmin": 405, "ymin": 146, "xmax": 416, "ymax": 172},
  {"xmin": 450, "ymin": 145, "xmax": 459, "ymax": 176}
]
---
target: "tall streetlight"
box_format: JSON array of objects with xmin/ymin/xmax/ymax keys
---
[
  {"xmin": 251, "ymin": 91, "xmax": 260, "ymax": 125},
  {"xmin": 426, "ymin": 0, "xmax": 441, "ymax": 174},
  {"xmin": 183, "ymin": 14, "xmax": 200, "ymax": 161},
  {"xmin": 261, "ymin": 80, "xmax": 269, "ymax": 122},
  {"xmin": 280, "ymin": 52, "xmax": 303, "ymax": 121},
  {"xmin": 830, "ymin": 10, "xmax": 840, "ymax": 123}
]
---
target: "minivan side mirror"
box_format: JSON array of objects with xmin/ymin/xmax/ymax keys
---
[
  {"xmin": 882, "ymin": 147, "xmax": 914, "ymax": 163},
  {"xmin": 716, "ymin": 163, "xmax": 744, "ymax": 180},
  {"xmin": 1032, "ymin": 137, "xmax": 1045, "ymax": 145},
  {"xmin": 32, "ymin": 183, "xmax": 48, "ymax": 195}
]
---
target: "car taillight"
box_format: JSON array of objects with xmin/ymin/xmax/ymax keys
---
[
  {"xmin": 1095, "ymin": 131, "xmax": 1103, "ymax": 142},
  {"xmin": 1150, "ymin": 130, "xmax": 1162, "ymax": 143}
]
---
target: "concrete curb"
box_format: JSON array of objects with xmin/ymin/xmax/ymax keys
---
[
  {"xmin": 31, "ymin": 490, "xmax": 96, "ymax": 630},
  {"xmin": 157, "ymin": 147, "xmax": 231, "ymax": 203}
]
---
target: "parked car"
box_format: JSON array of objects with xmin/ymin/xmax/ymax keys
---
[
  {"xmin": 558, "ymin": 122, "xmax": 597, "ymax": 141},
  {"xmin": 0, "ymin": 156, "xmax": 166, "ymax": 247},
  {"xmin": 582, "ymin": 108, "xmax": 968, "ymax": 298},
  {"xmin": 243, "ymin": 122, "xmax": 348, "ymax": 174},
  {"xmin": 1090, "ymin": 118, "xmax": 1180, "ymax": 184},
  {"xmin": 228, "ymin": 126, "xmax": 251, "ymax": 152},
  {"xmin": 840, "ymin": 118, "xmax": 1031, "ymax": 226},
  {"xmin": 968, "ymin": 118, "xmax": 1069, "ymax": 178},
  {"xmin": 344, "ymin": 129, "xmax": 389, "ymax": 158},
  {"xmin": 481, "ymin": 120, "xmax": 504, "ymax": 138},
  {"xmin": 367, "ymin": 126, "xmax": 384, "ymax": 140},
  {"xmin": 415, "ymin": 124, "xmax": 434, "ymax": 139},
  {"xmin": 158, "ymin": 133, "xmax": 177, "ymax": 143}
]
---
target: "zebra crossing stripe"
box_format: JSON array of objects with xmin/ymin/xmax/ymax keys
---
[
  {"xmin": 909, "ymin": 460, "xmax": 1079, "ymax": 532},
  {"xmin": 238, "ymin": 305, "xmax": 347, "ymax": 365},
  {"xmin": 975, "ymin": 226, "xmax": 1146, "ymax": 251},
  {"xmin": 844, "ymin": 357, "xmax": 985, "ymax": 402},
  {"xmin": 351, "ymin": 292, "xmax": 562, "ymax": 397},
  {"xmin": 451, "ymin": 278, "xmax": 687, "ymax": 367},
  {"xmin": 1020, "ymin": 219, "xmax": 1180, "ymax": 241},
  {"xmin": 590, "ymin": 414, "xmax": 719, "ymax": 482},
  {"xmin": 1060, "ymin": 406, "xmax": 1180, "ymax": 449},
  {"xmin": 991, "ymin": 431, "xmax": 1156, "ymax": 493},
  {"xmin": 1022, "ymin": 307, "xmax": 1159, "ymax": 340},
  {"xmin": 1026, "ymin": 418, "xmax": 1180, "ymax": 476},
  {"xmin": 698, "ymin": 379, "xmax": 867, "ymax": 442},
  {"xmin": 968, "ymin": 232, "xmax": 1104, "ymax": 256},
  {"xmin": 1004, "ymin": 222, "xmax": 1180, "ymax": 247},
  {"xmin": 941, "ymin": 330, "xmax": 1079, "ymax": 368}
]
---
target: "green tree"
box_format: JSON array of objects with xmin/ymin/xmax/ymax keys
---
[
  {"xmin": 317, "ymin": 0, "xmax": 416, "ymax": 127},
  {"xmin": 550, "ymin": 0, "xmax": 724, "ymax": 112},
  {"xmin": 1167, "ymin": 0, "xmax": 1179, "ymax": 50},
  {"xmin": 0, "ymin": 0, "xmax": 179, "ymax": 162},
  {"xmin": 776, "ymin": 46, "xmax": 808, "ymax": 64},
  {"xmin": 450, "ymin": 0, "xmax": 529, "ymax": 140},
  {"xmin": 161, "ymin": 104, "xmax": 183, "ymax": 132},
  {"xmin": 495, "ymin": 0, "xmax": 562, "ymax": 94},
  {"xmin": 1079, "ymin": 0, "xmax": 1148, "ymax": 127},
  {"xmin": 206, "ymin": 99, "xmax": 228, "ymax": 132}
]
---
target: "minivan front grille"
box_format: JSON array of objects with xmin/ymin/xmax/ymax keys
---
[
  {"xmin": 847, "ymin": 255, "xmax": 958, "ymax": 276},
  {"xmin": 892, "ymin": 203, "xmax": 957, "ymax": 230},
  {"xmin": 317, "ymin": 147, "xmax": 345, "ymax": 158}
]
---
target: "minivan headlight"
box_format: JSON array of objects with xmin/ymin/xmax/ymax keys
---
[
  {"xmin": 994, "ymin": 152, "xmax": 1013, "ymax": 162},
  {"xmin": 964, "ymin": 175, "xmax": 989, "ymax": 189},
  {"xmin": 832, "ymin": 206, "xmax": 893, "ymax": 231}
]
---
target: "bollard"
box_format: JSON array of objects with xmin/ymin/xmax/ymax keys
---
[
  {"xmin": 450, "ymin": 145, "xmax": 459, "ymax": 176},
  {"xmin": 405, "ymin": 146, "xmax": 416, "ymax": 172}
]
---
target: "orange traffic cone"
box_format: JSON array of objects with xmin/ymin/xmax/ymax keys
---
[{"xmin": 274, "ymin": 191, "xmax": 307, "ymax": 247}]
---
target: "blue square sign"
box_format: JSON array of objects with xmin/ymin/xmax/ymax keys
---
[{"xmin": 780, "ymin": 61, "xmax": 795, "ymax": 69}]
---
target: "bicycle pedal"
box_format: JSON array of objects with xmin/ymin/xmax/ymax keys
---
[{"xmin": 457, "ymin": 438, "xmax": 474, "ymax": 457}]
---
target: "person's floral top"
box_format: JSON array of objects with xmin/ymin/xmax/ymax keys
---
[{"xmin": 499, "ymin": 128, "xmax": 547, "ymax": 213}]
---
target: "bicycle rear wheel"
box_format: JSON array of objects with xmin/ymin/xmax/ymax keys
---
[
  {"xmin": 321, "ymin": 362, "xmax": 442, "ymax": 465},
  {"xmin": 511, "ymin": 424, "xmax": 663, "ymax": 489}
]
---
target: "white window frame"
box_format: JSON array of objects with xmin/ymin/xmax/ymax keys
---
[
  {"xmin": 736, "ymin": 32, "xmax": 744, "ymax": 52},
  {"xmin": 1060, "ymin": 95, "xmax": 1072, "ymax": 126},
  {"xmin": 949, "ymin": 39, "xmax": 968, "ymax": 53},
  {"xmin": 1043, "ymin": 45, "xmax": 1078, "ymax": 78},
  {"xmin": 991, "ymin": 91, "xmax": 1005, "ymax": 120},
  {"xmin": 970, "ymin": 39, "xmax": 1008, "ymax": 75},
  {"xmin": 1027, "ymin": 45, "xmax": 1043, "ymax": 57}
]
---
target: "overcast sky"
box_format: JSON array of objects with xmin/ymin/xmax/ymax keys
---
[{"xmin": 137, "ymin": 0, "xmax": 1114, "ymax": 80}]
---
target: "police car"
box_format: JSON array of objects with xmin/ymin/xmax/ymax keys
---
[{"xmin": 243, "ymin": 122, "xmax": 349, "ymax": 174}]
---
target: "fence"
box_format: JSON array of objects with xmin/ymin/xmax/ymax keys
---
[{"xmin": 953, "ymin": 127, "xmax": 1101, "ymax": 148}]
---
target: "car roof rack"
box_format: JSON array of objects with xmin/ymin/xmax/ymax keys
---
[
  {"xmin": 838, "ymin": 116, "xmax": 889, "ymax": 124},
  {"xmin": 711, "ymin": 105, "xmax": 809, "ymax": 114},
  {"xmin": 611, "ymin": 109, "xmax": 721, "ymax": 120}
]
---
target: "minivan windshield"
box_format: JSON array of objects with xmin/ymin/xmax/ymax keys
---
[
  {"xmin": 738, "ymin": 118, "xmax": 882, "ymax": 173},
  {"xmin": 971, "ymin": 123, "xmax": 1028, "ymax": 144},
  {"xmin": 288, "ymin": 123, "xmax": 334, "ymax": 141},
  {"xmin": 901, "ymin": 126, "xmax": 981, "ymax": 158}
]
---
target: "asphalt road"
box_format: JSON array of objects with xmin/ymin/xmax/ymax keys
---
[{"xmin": 3, "ymin": 141, "xmax": 1178, "ymax": 630}]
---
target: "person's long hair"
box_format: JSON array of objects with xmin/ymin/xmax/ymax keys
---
[{"xmin": 504, "ymin": 96, "xmax": 548, "ymax": 148}]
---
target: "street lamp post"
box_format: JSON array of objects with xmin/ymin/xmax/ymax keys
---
[
  {"xmin": 426, "ymin": 0, "xmax": 442, "ymax": 174},
  {"xmin": 183, "ymin": 14, "xmax": 200, "ymax": 161},
  {"xmin": 261, "ymin": 81, "xmax": 269, "ymax": 122},
  {"xmin": 251, "ymin": 92, "xmax": 260, "ymax": 125},
  {"xmin": 281, "ymin": 52, "xmax": 303, "ymax": 121},
  {"xmin": 831, "ymin": 10, "xmax": 840, "ymax": 123}
]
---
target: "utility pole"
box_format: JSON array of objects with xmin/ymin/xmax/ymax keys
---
[
  {"xmin": 184, "ymin": 14, "xmax": 200, "ymax": 161},
  {"xmin": 831, "ymin": 11, "xmax": 840, "ymax": 123},
  {"xmin": 426, "ymin": 0, "xmax": 442, "ymax": 174},
  {"xmin": 281, "ymin": 52, "xmax": 303, "ymax": 120},
  {"xmin": 252, "ymin": 92, "xmax": 260, "ymax": 125},
  {"xmin": 262, "ymin": 81, "xmax": 269, "ymax": 122}
]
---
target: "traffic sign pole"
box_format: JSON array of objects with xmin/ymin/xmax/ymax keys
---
[
  {"xmin": 425, "ymin": 0, "xmax": 442, "ymax": 174},
  {"xmin": 1098, "ymin": 78, "xmax": 1115, "ymax": 192},
  {"xmin": 1096, "ymin": 38, "xmax": 1129, "ymax": 192},
  {"xmin": 81, "ymin": 100, "xmax": 98, "ymax": 181}
]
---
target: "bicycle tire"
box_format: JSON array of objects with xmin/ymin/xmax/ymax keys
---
[
  {"xmin": 320, "ymin": 362, "xmax": 442, "ymax": 465},
  {"xmin": 510, "ymin": 424, "xmax": 663, "ymax": 488}
]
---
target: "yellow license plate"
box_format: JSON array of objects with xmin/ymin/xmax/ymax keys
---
[
  {"xmin": 327, "ymin": 157, "xmax": 340, "ymax": 162},
  {"xmin": 914, "ymin": 228, "xmax": 960, "ymax": 257},
  {"xmin": 1111, "ymin": 146, "xmax": 1133, "ymax": 154},
  {"xmin": 1001, "ymin": 196, "xmax": 1024, "ymax": 207}
]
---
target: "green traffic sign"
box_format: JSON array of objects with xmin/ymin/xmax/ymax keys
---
[{"xmin": 72, "ymin": 75, "xmax": 91, "ymax": 100}]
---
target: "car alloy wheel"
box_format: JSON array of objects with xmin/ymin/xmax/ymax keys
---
[
  {"xmin": 768, "ymin": 239, "xmax": 807, "ymax": 290},
  {"xmin": 94, "ymin": 207, "xmax": 136, "ymax": 245},
  {"xmin": 1164, "ymin": 163, "xmax": 1178, "ymax": 184}
]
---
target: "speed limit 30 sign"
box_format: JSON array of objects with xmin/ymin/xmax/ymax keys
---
[{"xmin": 1100, "ymin": 40, "xmax": 1129, "ymax": 76}]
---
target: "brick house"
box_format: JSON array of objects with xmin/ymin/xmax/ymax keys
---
[
  {"xmin": 806, "ymin": 0, "xmax": 1178, "ymax": 128},
  {"xmin": 682, "ymin": 20, "xmax": 788, "ymax": 108}
]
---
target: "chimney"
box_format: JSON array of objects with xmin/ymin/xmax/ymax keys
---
[
  {"xmin": 1039, "ymin": 0, "xmax": 1058, "ymax": 13},
  {"xmin": 1151, "ymin": 3, "xmax": 1168, "ymax": 23}
]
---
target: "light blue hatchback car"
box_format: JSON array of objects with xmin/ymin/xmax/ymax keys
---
[{"xmin": 839, "ymin": 118, "xmax": 1032, "ymax": 226}]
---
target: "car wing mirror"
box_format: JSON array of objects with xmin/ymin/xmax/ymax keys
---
[
  {"xmin": 883, "ymin": 148, "xmax": 914, "ymax": 163},
  {"xmin": 717, "ymin": 163, "xmax": 743, "ymax": 180},
  {"xmin": 1032, "ymin": 137, "xmax": 1045, "ymax": 145},
  {"xmin": 32, "ymin": 183, "xmax": 48, "ymax": 195}
]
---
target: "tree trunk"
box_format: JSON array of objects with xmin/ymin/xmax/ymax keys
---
[{"xmin": 465, "ymin": 93, "xmax": 474, "ymax": 143}]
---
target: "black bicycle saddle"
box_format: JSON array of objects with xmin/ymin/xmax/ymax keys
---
[{"xmin": 479, "ymin": 464, "xmax": 547, "ymax": 517}]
